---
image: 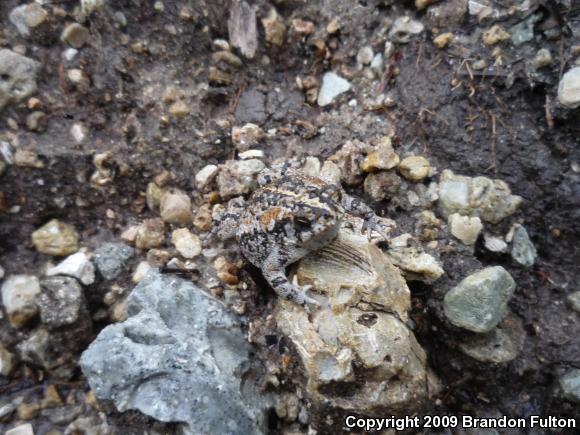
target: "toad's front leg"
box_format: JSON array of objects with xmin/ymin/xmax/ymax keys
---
[{"xmin": 261, "ymin": 248, "xmax": 319, "ymax": 306}]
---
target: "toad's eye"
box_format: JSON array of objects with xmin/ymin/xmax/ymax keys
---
[{"xmin": 294, "ymin": 217, "xmax": 311, "ymax": 230}]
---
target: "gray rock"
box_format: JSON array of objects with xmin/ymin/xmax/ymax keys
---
[
  {"xmin": 228, "ymin": 0, "xmax": 258, "ymax": 59},
  {"xmin": 38, "ymin": 276, "xmax": 86, "ymax": 328},
  {"xmin": 389, "ymin": 17, "xmax": 425, "ymax": 43},
  {"xmin": 234, "ymin": 88, "xmax": 267, "ymax": 123},
  {"xmin": 509, "ymin": 224, "xmax": 537, "ymax": 267},
  {"xmin": 80, "ymin": 270, "xmax": 269, "ymax": 435},
  {"xmin": 0, "ymin": 402, "xmax": 16, "ymax": 419},
  {"xmin": 558, "ymin": 67, "xmax": 580, "ymax": 109},
  {"xmin": 458, "ymin": 314, "xmax": 525, "ymax": 363},
  {"xmin": 93, "ymin": 243, "xmax": 134, "ymax": 280},
  {"xmin": 41, "ymin": 405, "xmax": 83, "ymax": 425},
  {"xmin": 0, "ymin": 50, "xmax": 40, "ymax": 111},
  {"xmin": 317, "ymin": 72, "xmax": 352, "ymax": 106},
  {"xmin": 17, "ymin": 328, "xmax": 56, "ymax": 369},
  {"xmin": 559, "ymin": 369, "xmax": 580, "ymax": 403},
  {"xmin": 444, "ymin": 266, "xmax": 516, "ymax": 333},
  {"xmin": 9, "ymin": 3, "xmax": 48, "ymax": 37},
  {"xmin": 566, "ymin": 291, "xmax": 580, "ymax": 313}
]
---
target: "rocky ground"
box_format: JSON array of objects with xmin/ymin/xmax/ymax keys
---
[{"xmin": 1, "ymin": 0, "xmax": 580, "ymax": 434}]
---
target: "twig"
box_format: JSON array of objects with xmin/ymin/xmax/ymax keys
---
[
  {"xmin": 545, "ymin": 95, "xmax": 554, "ymax": 130},
  {"xmin": 485, "ymin": 111, "xmax": 498, "ymax": 174}
]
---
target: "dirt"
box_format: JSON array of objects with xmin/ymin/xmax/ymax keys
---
[{"xmin": 1, "ymin": 0, "xmax": 579, "ymax": 434}]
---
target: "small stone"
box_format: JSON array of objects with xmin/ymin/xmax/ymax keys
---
[
  {"xmin": 146, "ymin": 249, "xmax": 171, "ymax": 267},
  {"xmin": 0, "ymin": 344, "xmax": 17, "ymax": 377},
  {"xmin": 0, "ymin": 265, "xmax": 4, "ymax": 279},
  {"xmin": 231, "ymin": 123, "xmax": 265, "ymax": 151},
  {"xmin": 434, "ymin": 32, "xmax": 454, "ymax": 48},
  {"xmin": 17, "ymin": 328, "xmax": 55, "ymax": 369},
  {"xmin": 6, "ymin": 424, "xmax": 34, "ymax": 435},
  {"xmin": 317, "ymin": 72, "xmax": 352, "ymax": 107},
  {"xmin": 67, "ymin": 68, "xmax": 88, "ymax": 85},
  {"xmin": 326, "ymin": 18, "xmax": 340, "ymax": 34},
  {"xmin": 361, "ymin": 137, "xmax": 400, "ymax": 172},
  {"xmin": 195, "ymin": 165, "xmax": 219, "ymax": 190},
  {"xmin": 46, "ymin": 251, "xmax": 95, "ymax": 285},
  {"xmin": 566, "ymin": 291, "xmax": 580, "ymax": 313},
  {"xmin": 41, "ymin": 385, "xmax": 63, "ymax": 409},
  {"xmin": 398, "ymin": 156, "xmax": 432, "ymax": 182},
  {"xmin": 213, "ymin": 39, "xmax": 230, "ymax": 51},
  {"xmin": 534, "ymin": 48, "xmax": 552, "ymax": 69},
  {"xmin": 135, "ymin": 219, "xmax": 165, "ymax": 250},
  {"xmin": 193, "ymin": 204, "xmax": 213, "ymax": 232},
  {"xmin": 26, "ymin": 111, "xmax": 46, "ymax": 132},
  {"xmin": 482, "ymin": 24, "xmax": 510, "ymax": 45},
  {"xmin": 558, "ymin": 67, "xmax": 580, "ymax": 109},
  {"xmin": 93, "ymin": 242, "xmax": 135, "ymax": 280},
  {"xmin": 121, "ymin": 225, "xmax": 139, "ymax": 244},
  {"xmin": 356, "ymin": 46, "xmax": 374, "ymax": 65},
  {"xmin": 38, "ymin": 276, "xmax": 85, "ymax": 328},
  {"xmin": 302, "ymin": 157, "xmax": 321, "ymax": 178},
  {"xmin": 171, "ymin": 228, "xmax": 202, "ymax": 259},
  {"xmin": 444, "ymin": 266, "xmax": 516, "ymax": 333},
  {"xmin": 238, "ymin": 149, "xmax": 264, "ymax": 160},
  {"xmin": 14, "ymin": 149, "xmax": 45, "ymax": 168},
  {"xmin": 212, "ymin": 51, "xmax": 242, "ymax": 68},
  {"xmin": 0, "ymin": 50, "xmax": 40, "ymax": 112},
  {"xmin": 509, "ymin": 224, "xmax": 537, "ymax": 267},
  {"xmin": 132, "ymin": 261, "xmax": 151, "ymax": 284},
  {"xmin": 214, "ymin": 256, "xmax": 240, "ymax": 285},
  {"xmin": 262, "ymin": 8, "xmax": 286, "ymax": 46},
  {"xmin": 159, "ymin": 190, "xmax": 193, "ymax": 225},
  {"xmin": 63, "ymin": 47, "xmax": 79, "ymax": 61},
  {"xmin": 1, "ymin": 275, "xmax": 41, "ymax": 327},
  {"xmin": 61, "ymin": 23, "xmax": 90, "ymax": 48},
  {"xmin": 364, "ymin": 171, "xmax": 401, "ymax": 202},
  {"xmin": 70, "ymin": 123, "xmax": 87, "ymax": 143},
  {"xmin": 9, "ymin": 3, "xmax": 48, "ymax": 36},
  {"xmin": 389, "ymin": 17, "xmax": 425, "ymax": 43},
  {"xmin": 146, "ymin": 182, "xmax": 164, "ymax": 212},
  {"xmin": 559, "ymin": 369, "xmax": 580, "ymax": 403},
  {"xmin": 483, "ymin": 233, "xmax": 507, "ymax": 253},
  {"xmin": 17, "ymin": 402, "xmax": 40, "ymax": 420},
  {"xmin": 32, "ymin": 220, "xmax": 79, "ymax": 257},
  {"xmin": 416, "ymin": 0, "xmax": 439, "ymax": 10},
  {"xmin": 448, "ymin": 213, "xmax": 483, "ymax": 245},
  {"xmin": 217, "ymin": 159, "xmax": 265, "ymax": 198},
  {"xmin": 319, "ymin": 160, "xmax": 342, "ymax": 186},
  {"xmin": 169, "ymin": 101, "xmax": 190, "ymax": 118},
  {"xmin": 291, "ymin": 19, "xmax": 315, "ymax": 35}
]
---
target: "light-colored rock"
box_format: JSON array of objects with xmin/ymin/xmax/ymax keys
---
[
  {"xmin": 0, "ymin": 264, "xmax": 4, "ymax": 279},
  {"xmin": 458, "ymin": 314, "xmax": 525, "ymax": 363},
  {"xmin": 195, "ymin": 164, "xmax": 219, "ymax": 190},
  {"xmin": 238, "ymin": 149, "xmax": 264, "ymax": 160},
  {"xmin": 387, "ymin": 241, "xmax": 444, "ymax": 283},
  {"xmin": 145, "ymin": 182, "xmax": 164, "ymax": 212},
  {"xmin": 227, "ymin": 0, "xmax": 258, "ymax": 59},
  {"xmin": 232, "ymin": 123, "xmax": 265, "ymax": 151},
  {"xmin": 262, "ymin": 8, "xmax": 286, "ymax": 47},
  {"xmin": 448, "ymin": 213, "xmax": 483, "ymax": 245},
  {"xmin": 80, "ymin": 270, "xmax": 270, "ymax": 434},
  {"xmin": 483, "ymin": 233, "xmax": 508, "ymax": 253},
  {"xmin": 61, "ymin": 23, "xmax": 90, "ymax": 48},
  {"xmin": 277, "ymin": 219, "xmax": 440, "ymax": 418},
  {"xmin": 557, "ymin": 67, "xmax": 580, "ymax": 109},
  {"xmin": 0, "ymin": 344, "xmax": 17, "ymax": 377},
  {"xmin": 171, "ymin": 228, "xmax": 202, "ymax": 259},
  {"xmin": 1, "ymin": 275, "xmax": 41, "ymax": 327},
  {"xmin": 433, "ymin": 32, "xmax": 454, "ymax": 49},
  {"xmin": 217, "ymin": 159, "xmax": 266, "ymax": 198},
  {"xmin": 360, "ymin": 137, "xmax": 399, "ymax": 172},
  {"xmin": 136, "ymin": 219, "xmax": 166, "ymax": 250},
  {"xmin": 319, "ymin": 160, "xmax": 342, "ymax": 186},
  {"xmin": 444, "ymin": 266, "xmax": 515, "ymax": 333},
  {"xmin": 93, "ymin": 243, "xmax": 135, "ymax": 280},
  {"xmin": 389, "ymin": 17, "xmax": 425, "ymax": 43},
  {"xmin": 356, "ymin": 46, "xmax": 374, "ymax": 65},
  {"xmin": 159, "ymin": 190, "xmax": 193, "ymax": 226},
  {"xmin": 6, "ymin": 423, "xmax": 34, "ymax": 435},
  {"xmin": 397, "ymin": 155, "xmax": 432, "ymax": 181},
  {"xmin": 509, "ymin": 224, "xmax": 536, "ymax": 267},
  {"xmin": 364, "ymin": 171, "xmax": 401, "ymax": 202},
  {"xmin": 302, "ymin": 157, "xmax": 321, "ymax": 177},
  {"xmin": 14, "ymin": 149, "xmax": 44, "ymax": 168},
  {"xmin": 32, "ymin": 220, "xmax": 79, "ymax": 257},
  {"xmin": 17, "ymin": 328, "xmax": 54, "ymax": 369},
  {"xmin": 38, "ymin": 276, "xmax": 86, "ymax": 328},
  {"xmin": 534, "ymin": 48, "xmax": 552, "ymax": 69},
  {"xmin": 566, "ymin": 291, "xmax": 580, "ymax": 314},
  {"xmin": 0, "ymin": 49, "xmax": 41, "ymax": 111},
  {"xmin": 132, "ymin": 261, "xmax": 151, "ymax": 284},
  {"xmin": 416, "ymin": 0, "xmax": 439, "ymax": 10},
  {"xmin": 328, "ymin": 140, "xmax": 368, "ymax": 186},
  {"xmin": 168, "ymin": 100, "xmax": 190, "ymax": 118},
  {"xmin": 317, "ymin": 72, "xmax": 352, "ymax": 107},
  {"xmin": 482, "ymin": 24, "xmax": 510, "ymax": 45},
  {"xmin": 70, "ymin": 123, "xmax": 87, "ymax": 143},
  {"xmin": 437, "ymin": 170, "xmax": 522, "ymax": 223},
  {"xmin": 9, "ymin": 3, "xmax": 48, "ymax": 36},
  {"xmin": 559, "ymin": 369, "xmax": 580, "ymax": 403},
  {"xmin": 46, "ymin": 251, "xmax": 95, "ymax": 285}
]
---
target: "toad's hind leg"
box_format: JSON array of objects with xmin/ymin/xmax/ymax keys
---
[{"xmin": 261, "ymin": 248, "xmax": 319, "ymax": 306}]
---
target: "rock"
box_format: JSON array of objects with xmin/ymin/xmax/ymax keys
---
[
  {"xmin": 566, "ymin": 291, "xmax": 580, "ymax": 313},
  {"xmin": 434, "ymin": 32, "xmax": 454, "ymax": 48},
  {"xmin": 262, "ymin": 8, "xmax": 286, "ymax": 46},
  {"xmin": 41, "ymin": 405, "xmax": 82, "ymax": 425},
  {"xmin": 328, "ymin": 140, "xmax": 368, "ymax": 186},
  {"xmin": 291, "ymin": 19, "xmax": 315, "ymax": 36},
  {"xmin": 317, "ymin": 72, "xmax": 352, "ymax": 107},
  {"xmin": 14, "ymin": 149, "xmax": 45, "ymax": 168},
  {"xmin": 356, "ymin": 46, "xmax": 374, "ymax": 65},
  {"xmin": 364, "ymin": 171, "xmax": 401, "ymax": 201},
  {"xmin": 0, "ymin": 50, "xmax": 40, "ymax": 112},
  {"xmin": 427, "ymin": 0, "xmax": 467, "ymax": 28},
  {"xmin": 26, "ymin": 111, "xmax": 46, "ymax": 131},
  {"xmin": 93, "ymin": 243, "xmax": 135, "ymax": 280},
  {"xmin": 416, "ymin": 0, "xmax": 439, "ymax": 10},
  {"xmin": 534, "ymin": 48, "xmax": 552, "ymax": 69},
  {"xmin": 31, "ymin": 220, "xmax": 79, "ymax": 257},
  {"xmin": 448, "ymin": 213, "xmax": 483, "ymax": 245},
  {"xmin": 387, "ymin": 238, "xmax": 444, "ymax": 283},
  {"xmin": 0, "ymin": 264, "xmax": 4, "ymax": 279},
  {"xmin": 228, "ymin": 0, "xmax": 258, "ymax": 59},
  {"xmin": 360, "ymin": 137, "xmax": 399, "ymax": 172},
  {"xmin": 0, "ymin": 344, "xmax": 17, "ymax": 377},
  {"xmin": 1, "ymin": 275, "xmax": 41, "ymax": 327},
  {"xmin": 61, "ymin": 23, "xmax": 90, "ymax": 48},
  {"xmin": 193, "ymin": 203, "xmax": 213, "ymax": 232},
  {"xmin": 67, "ymin": 416, "xmax": 111, "ymax": 435},
  {"xmin": 217, "ymin": 159, "xmax": 265, "ymax": 198},
  {"xmin": 437, "ymin": 170, "xmax": 522, "ymax": 223},
  {"xmin": 509, "ymin": 224, "xmax": 536, "ymax": 267},
  {"xmin": 135, "ymin": 219, "xmax": 166, "ymax": 250},
  {"xmin": 169, "ymin": 100, "xmax": 190, "ymax": 118},
  {"xmin": 557, "ymin": 67, "xmax": 580, "ymax": 109},
  {"xmin": 232, "ymin": 123, "xmax": 265, "ymax": 152},
  {"xmin": 46, "ymin": 251, "xmax": 95, "ymax": 285},
  {"xmin": 559, "ymin": 369, "xmax": 580, "ymax": 404},
  {"xmin": 397, "ymin": 156, "xmax": 432, "ymax": 182},
  {"xmin": 9, "ymin": 3, "xmax": 48, "ymax": 37},
  {"xmin": 38, "ymin": 276, "xmax": 85, "ymax": 328},
  {"xmin": 159, "ymin": 189, "xmax": 193, "ymax": 225},
  {"xmin": 171, "ymin": 228, "xmax": 202, "ymax": 259},
  {"xmin": 482, "ymin": 25, "xmax": 510, "ymax": 45},
  {"xmin": 389, "ymin": 17, "xmax": 425, "ymax": 43},
  {"xmin": 41, "ymin": 385, "xmax": 63, "ymax": 409},
  {"xmin": 17, "ymin": 329, "xmax": 55, "ymax": 369},
  {"xmin": 277, "ymin": 219, "xmax": 440, "ymax": 419},
  {"xmin": 483, "ymin": 233, "xmax": 507, "ymax": 253},
  {"xmin": 6, "ymin": 424, "xmax": 34, "ymax": 435},
  {"xmin": 458, "ymin": 314, "xmax": 525, "ymax": 363},
  {"xmin": 145, "ymin": 182, "xmax": 164, "ymax": 212},
  {"xmin": 444, "ymin": 266, "xmax": 515, "ymax": 333},
  {"xmin": 319, "ymin": 160, "xmax": 342, "ymax": 186},
  {"xmin": 195, "ymin": 164, "xmax": 219, "ymax": 190},
  {"xmin": 17, "ymin": 402, "xmax": 40, "ymax": 420},
  {"xmin": 80, "ymin": 270, "xmax": 270, "ymax": 434},
  {"xmin": 132, "ymin": 261, "xmax": 151, "ymax": 284}
]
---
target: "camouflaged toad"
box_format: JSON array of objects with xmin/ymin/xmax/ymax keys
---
[{"xmin": 214, "ymin": 161, "xmax": 391, "ymax": 305}]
